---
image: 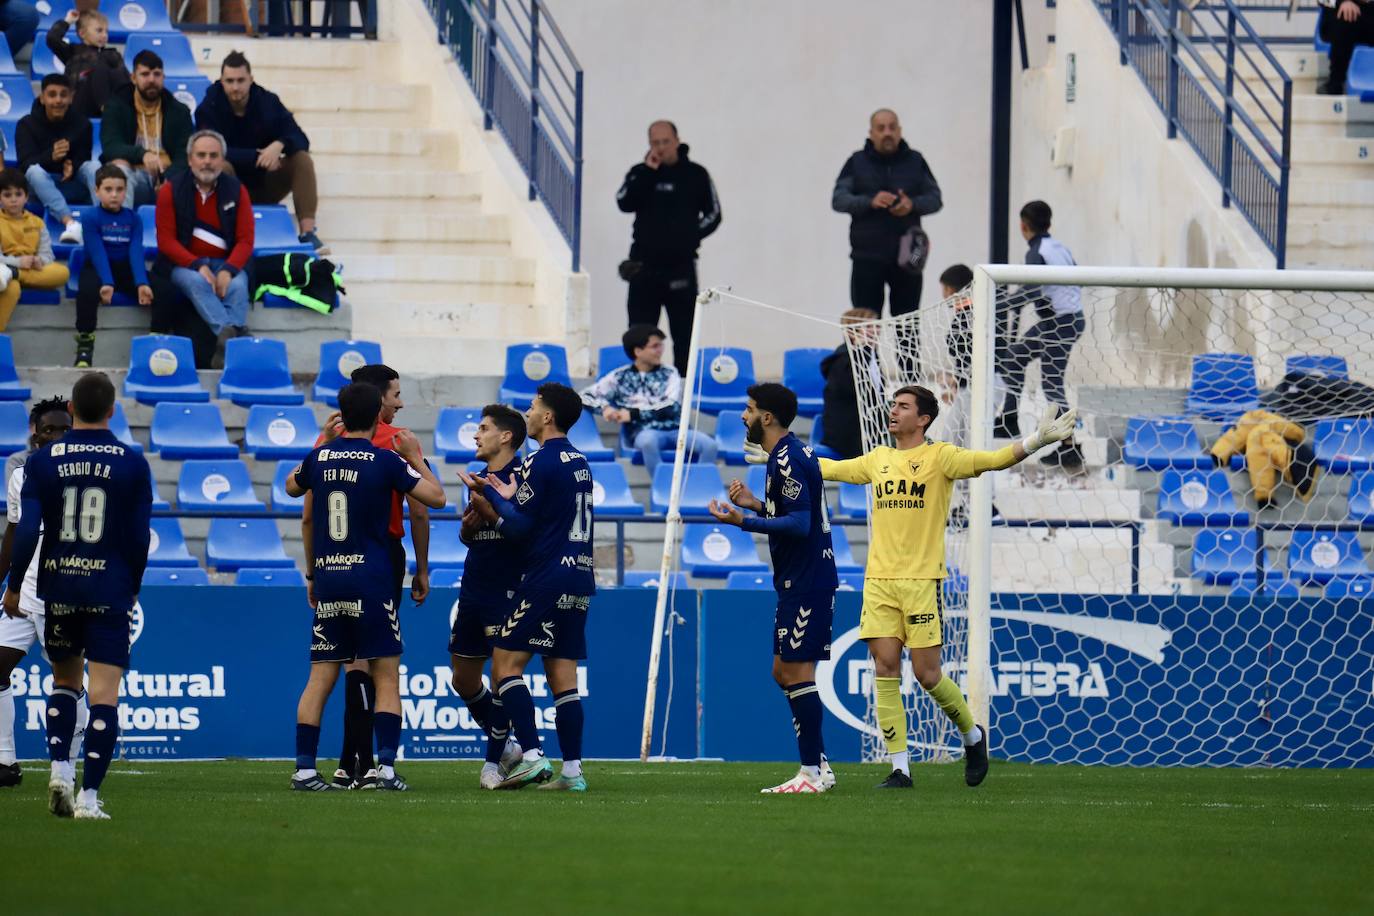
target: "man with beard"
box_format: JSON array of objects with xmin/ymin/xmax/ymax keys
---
[{"xmin": 100, "ymin": 50, "xmax": 193, "ymax": 207}]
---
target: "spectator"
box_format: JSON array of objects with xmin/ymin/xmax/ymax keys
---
[
  {"xmin": 832, "ymin": 109, "xmax": 943, "ymax": 319},
  {"xmin": 1318, "ymin": 1, "xmax": 1374, "ymax": 95},
  {"xmin": 579, "ymin": 324, "xmax": 717, "ymax": 478},
  {"xmin": 45, "ymin": 8, "xmax": 130, "ymax": 119},
  {"xmin": 195, "ymin": 51, "xmax": 326, "ymax": 252},
  {"xmin": 0, "ymin": 168, "xmax": 70, "ymax": 331},
  {"xmin": 17, "ymin": 74, "xmax": 98, "ymax": 246},
  {"xmin": 995, "ymin": 200, "xmax": 1084, "ymax": 468},
  {"xmin": 0, "ymin": 1, "xmax": 37, "ymax": 62},
  {"xmin": 154, "ymin": 130, "xmax": 254, "ymax": 369},
  {"xmin": 75, "ymin": 164, "xmax": 160, "ymax": 368},
  {"xmin": 616, "ymin": 120, "xmax": 721, "ymax": 378},
  {"xmin": 818, "ymin": 308, "xmax": 881, "ymax": 459},
  {"xmin": 101, "ymin": 50, "xmax": 193, "ymax": 207}
]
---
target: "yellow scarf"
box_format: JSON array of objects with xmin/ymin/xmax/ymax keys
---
[{"xmin": 134, "ymin": 91, "xmax": 171, "ymax": 170}]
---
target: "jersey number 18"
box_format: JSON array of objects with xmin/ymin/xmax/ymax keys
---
[{"xmin": 60, "ymin": 486, "xmax": 107, "ymax": 544}]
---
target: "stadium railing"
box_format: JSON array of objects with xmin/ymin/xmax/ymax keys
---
[{"xmin": 178, "ymin": 1, "xmax": 379, "ymax": 38}]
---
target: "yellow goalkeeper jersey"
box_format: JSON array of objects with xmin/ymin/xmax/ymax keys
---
[{"xmin": 820, "ymin": 441, "xmax": 1017, "ymax": 579}]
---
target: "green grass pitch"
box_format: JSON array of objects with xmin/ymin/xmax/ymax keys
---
[{"xmin": 5, "ymin": 760, "xmax": 1372, "ymax": 914}]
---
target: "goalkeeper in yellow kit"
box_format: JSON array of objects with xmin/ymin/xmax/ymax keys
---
[{"xmin": 753, "ymin": 385, "xmax": 1075, "ymax": 788}]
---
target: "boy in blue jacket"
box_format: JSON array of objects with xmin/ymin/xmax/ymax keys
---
[{"xmin": 75, "ymin": 165, "xmax": 153, "ymax": 368}]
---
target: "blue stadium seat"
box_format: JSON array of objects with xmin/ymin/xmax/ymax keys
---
[
  {"xmin": 0, "ymin": 401, "xmax": 26, "ymax": 454},
  {"xmin": 618, "ymin": 425, "xmax": 700, "ymax": 466},
  {"xmin": 218, "ymin": 338, "xmax": 303, "ymax": 406},
  {"xmin": 499, "ymin": 343, "xmax": 572, "ymax": 410},
  {"xmin": 102, "ymin": 0, "xmax": 175, "ymax": 40},
  {"xmin": 429, "ymin": 568, "xmax": 464, "ymax": 588},
  {"xmin": 744, "ymin": 464, "xmax": 766, "ymax": 500},
  {"xmin": 314, "ymin": 339, "xmax": 382, "ymax": 406},
  {"xmin": 38, "ymin": 0, "xmax": 77, "ymax": 30},
  {"xmin": 0, "ymin": 334, "xmax": 31, "ymax": 400},
  {"xmin": 1185, "ymin": 353, "xmax": 1259, "ymax": 422},
  {"xmin": 237, "ymin": 567, "xmax": 305, "ymax": 587},
  {"xmin": 725, "ymin": 571, "xmax": 772, "ymax": 589},
  {"xmin": 836, "ymin": 572, "xmax": 864, "ymax": 591},
  {"xmin": 1123, "ymin": 416, "xmax": 1209, "ymax": 470},
  {"xmin": 1314, "ymin": 417, "xmax": 1374, "ymax": 474},
  {"xmin": 1287, "ymin": 530, "xmax": 1368, "ymax": 585},
  {"xmin": 1230, "ymin": 573, "xmax": 1300, "ymax": 598},
  {"xmin": 0, "ymin": 120, "xmax": 15, "ymax": 167},
  {"xmin": 244, "ymin": 405, "xmax": 317, "ymax": 461},
  {"xmin": 1156, "ymin": 469, "xmax": 1249, "ymax": 526},
  {"xmin": 48, "ymin": 205, "xmax": 96, "ymax": 261},
  {"xmin": 1285, "ymin": 354, "xmax": 1348, "ymax": 379},
  {"xmin": 403, "ymin": 519, "xmax": 467, "ymax": 573},
  {"xmin": 809, "ymin": 414, "xmax": 842, "ymax": 460},
  {"xmin": 1325, "ymin": 575, "xmax": 1374, "ymax": 599},
  {"xmin": 137, "ymin": 203, "xmax": 155, "ymax": 247},
  {"xmin": 168, "ymin": 75, "xmax": 211, "ymax": 111},
  {"xmin": 142, "ymin": 566, "xmax": 210, "ymax": 586},
  {"xmin": 1191, "ymin": 528, "xmax": 1266, "ymax": 586},
  {"xmin": 692, "ymin": 347, "xmax": 755, "ymax": 413},
  {"xmin": 433, "ymin": 407, "xmax": 481, "ymax": 463},
  {"xmin": 252, "ymin": 205, "xmax": 312, "ymax": 256},
  {"xmin": 110, "ymin": 401, "xmax": 143, "ymax": 453},
  {"xmin": 122, "ymin": 34, "xmax": 195, "ymax": 75},
  {"xmin": 1347, "ymin": 46, "xmax": 1374, "ymax": 100},
  {"xmin": 177, "ymin": 460, "xmax": 264, "ymax": 512},
  {"xmin": 621, "ymin": 570, "xmax": 691, "ymax": 589},
  {"xmin": 146, "ymin": 517, "xmax": 198, "ymax": 567},
  {"xmin": 588, "ymin": 462, "xmax": 644, "ymax": 516},
  {"xmin": 125, "ymin": 335, "xmax": 208, "ymax": 404},
  {"xmin": 0, "ymin": 35, "xmax": 13, "ymax": 75},
  {"xmin": 0, "ymin": 73, "xmax": 36, "ymax": 125},
  {"xmin": 681, "ymin": 524, "xmax": 766, "ymax": 578},
  {"xmin": 651, "ymin": 463, "xmax": 726, "ymax": 516},
  {"xmin": 1349, "ymin": 473, "xmax": 1374, "ymax": 525},
  {"xmin": 271, "ymin": 460, "xmax": 304, "ymax": 513},
  {"xmin": 1315, "ymin": 14, "xmax": 1331, "ymax": 54},
  {"xmin": 715, "ymin": 411, "xmax": 747, "ymax": 464},
  {"xmin": 149, "ymin": 403, "xmax": 237, "ymax": 460},
  {"xmin": 783, "ymin": 348, "xmax": 830, "ymax": 418},
  {"xmin": 206, "ymin": 518, "xmax": 293, "ymax": 571},
  {"xmin": 597, "ymin": 344, "xmax": 630, "ymax": 377},
  {"xmin": 30, "ymin": 31, "xmax": 73, "ymax": 80},
  {"xmin": 403, "ymin": 459, "xmax": 459, "ymax": 517},
  {"xmin": 567, "ymin": 411, "xmax": 615, "ymax": 462},
  {"xmin": 829, "ymin": 525, "xmax": 863, "ymax": 574},
  {"xmin": 836, "ymin": 482, "xmax": 868, "ymax": 520}
]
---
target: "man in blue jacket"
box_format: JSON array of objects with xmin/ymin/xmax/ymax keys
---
[{"xmin": 194, "ymin": 50, "xmax": 325, "ymax": 253}]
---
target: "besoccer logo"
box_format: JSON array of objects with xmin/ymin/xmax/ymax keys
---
[{"xmin": 51, "ymin": 442, "xmax": 66, "ymax": 457}]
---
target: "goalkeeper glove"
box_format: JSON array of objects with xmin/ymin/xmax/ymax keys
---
[
  {"xmin": 742, "ymin": 441, "xmax": 768, "ymax": 465},
  {"xmin": 1021, "ymin": 406, "xmax": 1078, "ymax": 454}
]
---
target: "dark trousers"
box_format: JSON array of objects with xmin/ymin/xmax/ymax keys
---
[
  {"xmin": 76, "ymin": 260, "xmax": 174, "ymax": 335},
  {"xmin": 849, "ymin": 257, "xmax": 922, "ymax": 317},
  {"xmin": 149, "ymin": 260, "xmax": 219, "ymax": 368},
  {"xmin": 1321, "ymin": 6, "xmax": 1374, "ymax": 91},
  {"xmin": 627, "ymin": 261, "xmax": 697, "ymax": 378},
  {"xmin": 999, "ymin": 310, "xmax": 1085, "ymax": 415}
]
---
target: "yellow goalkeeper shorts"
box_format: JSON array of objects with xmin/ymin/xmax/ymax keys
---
[{"xmin": 859, "ymin": 578, "xmax": 944, "ymax": 649}]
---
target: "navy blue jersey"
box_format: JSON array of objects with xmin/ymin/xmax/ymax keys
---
[
  {"xmin": 8, "ymin": 428, "xmax": 152, "ymax": 608},
  {"xmin": 489, "ymin": 436, "xmax": 596, "ymax": 594},
  {"xmin": 459, "ymin": 456, "xmax": 526, "ymax": 606},
  {"xmin": 741, "ymin": 433, "xmax": 838, "ymax": 594},
  {"xmin": 295, "ymin": 437, "xmax": 420, "ymax": 599}
]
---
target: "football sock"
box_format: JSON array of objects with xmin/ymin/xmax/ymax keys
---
[
  {"xmin": 0, "ymin": 684, "xmax": 15, "ymax": 766},
  {"xmin": 461, "ymin": 684, "xmax": 496, "ymax": 732},
  {"xmin": 81, "ymin": 705, "xmax": 118, "ymax": 791},
  {"xmin": 341, "ymin": 670, "xmax": 375, "ymax": 775},
  {"xmin": 46, "ymin": 687, "xmax": 79, "ymax": 764},
  {"xmin": 801, "ymin": 764, "xmax": 822, "ymax": 781},
  {"xmin": 874, "ymin": 676, "xmax": 907, "ymax": 762},
  {"xmin": 484, "ymin": 696, "xmax": 510, "ymax": 765},
  {"xmin": 373, "ymin": 711, "xmax": 401, "ymax": 768},
  {"xmin": 925, "ymin": 675, "xmax": 977, "ymax": 738},
  {"xmin": 890, "ymin": 751, "xmax": 910, "ymax": 775},
  {"xmin": 784, "ymin": 682, "xmax": 824, "ymax": 768},
  {"xmin": 295, "ymin": 722, "xmax": 321, "ymax": 771},
  {"xmin": 74, "ymin": 689, "xmax": 89, "ymax": 756},
  {"xmin": 553, "ymin": 689, "xmax": 583, "ymax": 775},
  {"xmin": 497, "ymin": 676, "xmax": 541, "ymax": 753}
]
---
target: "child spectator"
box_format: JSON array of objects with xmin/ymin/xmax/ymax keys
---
[
  {"xmin": 0, "ymin": 168, "xmax": 70, "ymax": 331},
  {"xmin": 46, "ymin": 8, "xmax": 130, "ymax": 120},
  {"xmin": 17, "ymin": 74, "xmax": 98, "ymax": 246},
  {"xmin": 74, "ymin": 164, "xmax": 154, "ymax": 368}
]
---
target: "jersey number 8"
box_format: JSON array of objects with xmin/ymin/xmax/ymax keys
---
[
  {"xmin": 327, "ymin": 491, "xmax": 348, "ymax": 542},
  {"xmin": 60, "ymin": 486, "xmax": 106, "ymax": 544}
]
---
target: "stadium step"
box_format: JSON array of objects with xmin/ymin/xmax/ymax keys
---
[
  {"xmin": 313, "ymin": 170, "xmax": 484, "ymax": 201},
  {"xmin": 302, "ymin": 126, "xmax": 460, "ymax": 160},
  {"xmin": 314, "ymin": 207, "xmax": 511, "ymax": 244},
  {"xmin": 338, "ymin": 254, "xmax": 535, "ymax": 285},
  {"xmin": 351, "ymin": 298, "xmax": 547, "ymax": 334},
  {"xmin": 327, "ymin": 239, "xmax": 514, "ymax": 258},
  {"xmin": 273, "ymin": 82, "xmax": 431, "ymax": 117}
]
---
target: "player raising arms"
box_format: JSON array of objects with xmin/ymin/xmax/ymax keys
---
[
  {"xmin": 808, "ymin": 385, "xmax": 1074, "ymax": 788},
  {"xmin": 450, "ymin": 404, "xmax": 527, "ymax": 789},
  {"xmin": 709, "ymin": 383, "xmax": 840, "ymax": 794},
  {"xmin": 457, "ymin": 382, "xmax": 595, "ymax": 792},
  {"xmin": 3, "ymin": 373, "xmax": 152, "ymax": 819},
  {"xmin": 286, "ymin": 382, "xmax": 446, "ymax": 792}
]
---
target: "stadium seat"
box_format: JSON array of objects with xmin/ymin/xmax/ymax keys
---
[
  {"xmin": 651, "ymin": 463, "xmax": 726, "ymax": 516},
  {"xmin": 177, "ymin": 460, "xmax": 265, "ymax": 512},
  {"xmin": 617, "ymin": 425, "xmax": 702, "ymax": 466},
  {"xmin": 1123, "ymin": 416, "xmax": 1210, "ymax": 470},
  {"xmin": 103, "ymin": 0, "xmax": 175, "ymax": 40},
  {"xmin": 0, "ymin": 401, "xmax": 26, "ymax": 455},
  {"xmin": 206, "ymin": 518, "xmax": 294, "ymax": 571},
  {"xmin": 567, "ymin": 411, "xmax": 615, "ymax": 462},
  {"xmin": 1156, "ymin": 469, "xmax": 1249, "ymax": 526},
  {"xmin": 744, "ymin": 464, "xmax": 767, "ymax": 499},
  {"xmin": 809, "ymin": 414, "xmax": 842, "ymax": 460},
  {"xmin": 314, "ymin": 339, "xmax": 382, "ymax": 406},
  {"xmin": 429, "ymin": 568, "xmax": 464, "ymax": 588},
  {"xmin": 1315, "ymin": 14, "xmax": 1332, "ymax": 54},
  {"xmin": 38, "ymin": 0, "xmax": 77, "ymax": 30},
  {"xmin": 783, "ymin": 348, "xmax": 830, "ymax": 418},
  {"xmin": 1230, "ymin": 573, "xmax": 1300, "ymax": 598},
  {"xmin": 499, "ymin": 343, "xmax": 572, "ymax": 410},
  {"xmin": 237, "ymin": 567, "xmax": 306, "ymax": 587},
  {"xmin": 836, "ymin": 482, "xmax": 869, "ymax": 520},
  {"xmin": 149, "ymin": 403, "xmax": 237, "ymax": 460},
  {"xmin": 0, "ymin": 73, "xmax": 36, "ymax": 123},
  {"xmin": 836, "ymin": 572, "xmax": 864, "ymax": 591},
  {"xmin": 109, "ymin": 401, "xmax": 143, "ymax": 453},
  {"xmin": 403, "ymin": 519, "xmax": 467, "ymax": 573},
  {"xmin": 1314, "ymin": 418, "xmax": 1374, "ymax": 474},
  {"xmin": 597, "ymin": 344, "xmax": 630, "ymax": 377},
  {"xmin": 588, "ymin": 462, "xmax": 644, "ymax": 516},
  {"xmin": 403, "ymin": 459, "xmax": 459, "ymax": 517},
  {"xmin": 122, "ymin": 34, "xmax": 193, "ymax": 74},
  {"xmin": 621, "ymin": 570, "xmax": 690, "ymax": 589},
  {"xmin": 142, "ymin": 566, "xmax": 210, "ymax": 586},
  {"xmin": 1324, "ymin": 575, "xmax": 1374, "ymax": 599},
  {"xmin": 725, "ymin": 571, "xmax": 772, "ymax": 589},
  {"xmin": 715, "ymin": 411, "xmax": 747, "ymax": 464},
  {"xmin": 1285, "ymin": 354, "xmax": 1348, "ymax": 379},
  {"xmin": 1349, "ymin": 473, "xmax": 1374, "ymax": 525},
  {"xmin": 244, "ymin": 405, "xmax": 318, "ymax": 461},
  {"xmin": 1347, "ymin": 46, "xmax": 1374, "ymax": 101},
  {"xmin": 0, "ymin": 334, "xmax": 31, "ymax": 400},
  {"xmin": 30, "ymin": 32, "xmax": 71, "ymax": 80},
  {"xmin": 168, "ymin": 75, "xmax": 211, "ymax": 111},
  {"xmin": 271, "ymin": 460, "xmax": 305, "ymax": 513},
  {"xmin": 0, "ymin": 120, "xmax": 14, "ymax": 167},
  {"xmin": 1185, "ymin": 353, "xmax": 1259, "ymax": 422},
  {"xmin": 0, "ymin": 36, "xmax": 13, "ymax": 75},
  {"xmin": 680, "ymin": 523, "xmax": 767, "ymax": 578},
  {"xmin": 1287, "ymin": 530, "xmax": 1368, "ymax": 585},
  {"xmin": 48, "ymin": 205, "xmax": 95, "ymax": 260},
  {"xmin": 125, "ymin": 334, "xmax": 209, "ymax": 404},
  {"xmin": 1190, "ymin": 528, "xmax": 1267, "ymax": 586},
  {"xmin": 252, "ymin": 205, "xmax": 312, "ymax": 256},
  {"xmin": 218, "ymin": 338, "xmax": 303, "ymax": 406},
  {"xmin": 692, "ymin": 347, "xmax": 755, "ymax": 413},
  {"xmin": 829, "ymin": 525, "xmax": 863, "ymax": 574},
  {"xmin": 433, "ymin": 407, "xmax": 482, "ymax": 463},
  {"xmin": 146, "ymin": 518, "xmax": 198, "ymax": 568},
  {"xmin": 149, "ymin": 466, "xmax": 169, "ymax": 509}
]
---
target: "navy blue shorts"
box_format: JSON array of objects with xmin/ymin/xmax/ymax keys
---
[
  {"xmin": 310, "ymin": 594, "xmax": 404, "ymax": 663},
  {"xmin": 491, "ymin": 587, "xmax": 590, "ymax": 660},
  {"xmin": 44, "ymin": 602, "xmax": 133, "ymax": 669},
  {"xmin": 774, "ymin": 590, "xmax": 836, "ymax": 662},
  {"xmin": 448, "ymin": 591, "xmax": 512, "ymax": 658}
]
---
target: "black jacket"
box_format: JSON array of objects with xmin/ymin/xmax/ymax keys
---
[
  {"xmin": 831, "ymin": 139, "xmax": 942, "ymax": 263},
  {"xmin": 195, "ymin": 81, "xmax": 310, "ymax": 188},
  {"xmin": 820, "ymin": 344, "xmax": 865, "ymax": 459},
  {"xmin": 16, "ymin": 100, "xmax": 93, "ymax": 175},
  {"xmin": 46, "ymin": 20, "xmax": 130, "ymax": 119},
  {"xmin": 616, "ymin": 144, "xmax": 721, "ymax": 266}
]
